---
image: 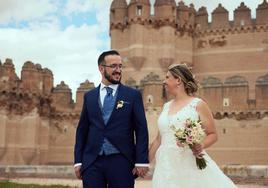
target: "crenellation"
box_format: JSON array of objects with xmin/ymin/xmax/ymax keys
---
[
  {"xmin": 128, "ymin": 0, "xmax": 151, "ymax": 22},
  {"xmin": 195, "ymin": 6, "xmax": 209, "ymax": 30},
  {"xmin": 256, "ymin": 0, "xmax": 268, "ymax": 25},
  {"xmin": 154, "ymin": 0, "xmax": 176, "ymax": 23},
  {"xmin": 176, "ymin": 1, "xmax": 192, "ymax": 27},
  {"xmin": 110, "ymin": 1, "xmax": 268, "ymax": 33},
  {"xmin": 188, "ymin": 3, "xmax": 196, "ymax": 26},
  {"xmin": 211, "ymin": 4, "xmax": 230, "ymax": 29},
  {"xmin": 234, "ymin": 2, "xmax": 251, "ymax": 26}
]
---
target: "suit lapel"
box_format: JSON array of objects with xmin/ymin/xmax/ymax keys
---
[{"xmin": 91, "ymin": 85, "xmax": 106, "ymax": 128}]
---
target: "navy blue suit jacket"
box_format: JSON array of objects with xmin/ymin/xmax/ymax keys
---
[{"xmin": 74, "ymin": 84, "xmax": 149, "ymax": 172}]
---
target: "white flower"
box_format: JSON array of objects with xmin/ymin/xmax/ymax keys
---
[{"xmin": 116, "ymin": 100, "xmax": 124, "ymax": 109}]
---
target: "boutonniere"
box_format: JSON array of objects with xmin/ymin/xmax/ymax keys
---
[{"xmin": 116, "ymin": 100, "xmax": 129, "ymax": 109}]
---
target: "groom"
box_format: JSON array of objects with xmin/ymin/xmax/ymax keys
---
[{"xmin": 74, "ymin": 50, "xmax": 149, "ymax": 188}]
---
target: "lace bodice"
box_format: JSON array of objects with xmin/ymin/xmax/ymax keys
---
[{"xmin": 158, "ymin": 98, "xmax": 201, "ymax": 147}]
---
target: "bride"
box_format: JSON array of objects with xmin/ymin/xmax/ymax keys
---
[{"xmin": 149, "ymin": 64, "xmax": 236, "ymax": 188}]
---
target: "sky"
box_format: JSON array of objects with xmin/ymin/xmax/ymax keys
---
[{"xmin": 0, "ymin": 0, "xmax": 262, "ymax": 98}]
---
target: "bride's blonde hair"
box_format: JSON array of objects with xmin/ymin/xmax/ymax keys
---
[{"xmin": 168, "ymin": 63, "xmax": 198, "ymax": 95}]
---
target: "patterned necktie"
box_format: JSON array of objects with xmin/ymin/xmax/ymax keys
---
[{"xmin": 102, "ymin": 87, "xmax": 114, "ymax": 124}]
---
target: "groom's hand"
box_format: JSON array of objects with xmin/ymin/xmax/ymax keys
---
[
  {"xmin": 133, "ymin": 167, "xmax": 149, "ymax": 178},
  {"xmin": 74, "ymin": 165, "xmax": 82, "ymax": 179}
]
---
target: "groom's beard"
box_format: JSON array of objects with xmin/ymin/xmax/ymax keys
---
[{"xmin": 104, "ymin": 70, "xmax": 121, "ymax": 84}]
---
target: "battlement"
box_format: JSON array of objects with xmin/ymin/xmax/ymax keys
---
[
  {"xmin": 0, "ymin": 58, "xmax": 95, "ymax": 114},
  {"xmin": 110, "ymin": 0, "xmax": 268, "ymax": 32}
]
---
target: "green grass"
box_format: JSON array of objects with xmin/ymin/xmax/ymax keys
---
[{"xmin": 0, "ymin": 181, "xmax": 71, "ymax": 188}]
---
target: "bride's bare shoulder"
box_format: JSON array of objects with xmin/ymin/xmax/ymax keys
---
[{"xmin": 195, "ymin": 98, "xmax": 212, "ymax": 114}]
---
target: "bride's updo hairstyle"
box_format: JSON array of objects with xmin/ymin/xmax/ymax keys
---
[{"xmin": 168, "ymin": 63, "xmax": 198, "ymax": 95}]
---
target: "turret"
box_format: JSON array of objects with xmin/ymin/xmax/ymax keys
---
[
  {"xmin": 2, "ymin": 58, "xmax": 16, "ymax": 80},
  {"xmin": 0, "ymin": 58, "xmax": 18, "ymax": 91},
  {"xmin": 75, "ymin": 80, "xmax": 95, "ymax": 112},
  {"xmin": 110, "ymin": 0, "xmax": 128, "ymax": 26},
  {"xmin": 211, "ymin": 4, "xmax": 230, "ymax": 28},
  {"xmin": 188, "ymin": 4, "xmax": 196, "ymax": 26},
  {"xmin": 52, "ymin": 81, "xmax": 73, "ymax": 111},
  {"xmin": 128, "ymin": 0, "xmax": 151, "ymax": 22},
  {"xmin": 140, "ymin": 72, "xmax": 164, "ymax": 108},
  {"xmin": 234, "ymin": 2, "xmax": 251, "ymax": 27},
  {"xmin": 195, "ymin": 7, "xmax": 208, "ymax": 30},
  {"xmin": 256, "ymin": 0, "xmax": 268, "ymax": 25},
  {"xmin": 21, "ymin": 61, "xmax": 42, "ymax": 93},
  {"xmin": 42, "ymin": 68, "xmax": 53, "ymax": 95},
  {"xmin": 176, "ymin": 1, "xmax": 190, "ymax": 26},
  {"xmin": 154, "ymin": 0, "xmax": 176, "ymax": 22}
]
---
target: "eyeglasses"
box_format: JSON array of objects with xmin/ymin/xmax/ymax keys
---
[{"xmin": 101, "ymin": 64, "xmax": 124, "ymax": 70}]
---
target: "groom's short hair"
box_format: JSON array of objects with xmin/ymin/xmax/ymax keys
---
[{"xmin": 98, "ymin": 50, "xmax": 120, "ymax": 65}]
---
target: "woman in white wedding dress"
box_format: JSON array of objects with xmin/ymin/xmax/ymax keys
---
[{"xmin": 149, "ymin": 64, "xmax": 236, "ymax": 188}]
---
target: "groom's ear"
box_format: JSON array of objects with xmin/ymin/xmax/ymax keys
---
[{"xmin": 99, "ymin": 65, "xmax": 104, "ymax": 73}]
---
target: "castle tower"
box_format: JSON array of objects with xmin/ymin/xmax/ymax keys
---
[
  {"xmin": 195, "ymin": 7, "xmax": 209, "ymax": 30},
  {"xmin": 140, "ymin": 72, "xmax": 164, "ymax": 109},
  {"xmin": 126, "ymin": 0, "xmax": 151, "ymax": 74},
  {"xmin": 75, "ymin": 80, "xmax": 95, "ymax": 112},
  {"xmin": 0, "ymin": 58, "xmax": 18, "ymax": 91},
  {"xmin": 1, "ymin": 59, "xmax": 17, "ymax": 81},
  {"xmin": 128, "ymin": 0, "xmax": 151, "ymax": 21},
  {"xmin": 110, "ymin": 0, "xmax": 127, "ymax": 27},
  {"xmin": 42, "ymin": 68, "xmax": 53, "ymax": 95},
  {"xmin": 188, "ymin": 4, "xmax": 196, "ymax": 26},
  {"xmin": 21, "ymin": 62, "xmax": 42, "ymax": 94},
  {"xmin": 52, "ymin": 81, "xmax": 73, "ymax": 111},
  {"xmin": 176, "ymin": 1, "xmax": 194, "ymax": 27},
  {"xmin": 234, "ymin": 2, "xmax": 251, "ymax": 27},
  {"xmin": 110, "ymin": 0, "xmax": 194, "ymax": 95},
  {"xmin": 154, "ymin": 0, "xmax": 176, "ymax": 22},
  {"xmin": 256, "ymin": 0, "xmax": 268, "ymax": 25},
  {"xmin": 211, "ymin": 4, "xmax": 229, "ymax": 28}
]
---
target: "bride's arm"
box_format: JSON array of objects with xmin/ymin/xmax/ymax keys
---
[
  {"xmin": 149, "ymin": 131, "xmax": 161, "ymax": 162},
  {"xmin": 196, "ymin": 100, "xmax": 218, "ymax": 150}
]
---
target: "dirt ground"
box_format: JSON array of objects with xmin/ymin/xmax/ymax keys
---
[{"xmin": 5, "ymin": 178, "xmax": 267, "ymax": 188}]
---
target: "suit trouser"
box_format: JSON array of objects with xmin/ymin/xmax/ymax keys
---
[{"xmin": 82, "ymin": 153, "xmax": 135, "ymax": 188}]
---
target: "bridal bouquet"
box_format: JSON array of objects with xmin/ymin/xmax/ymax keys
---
[{"xmin": 170, "ymin": 118, "xmax": 207, "ymax": 170}]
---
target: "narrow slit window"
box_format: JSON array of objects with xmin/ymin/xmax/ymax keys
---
[{"xmin": 137, "ymin": 5, "xmax": 142, "ymax": 16}]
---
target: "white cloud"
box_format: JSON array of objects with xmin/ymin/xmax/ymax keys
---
[
  {"xmin": 0, "ymin": 0, "xmax": 112, "ymax": 97},
  {"xmin": 0, "ymin": 23, "xmax": 105, "ymax": 94},
  {"xmin": 63, "ymin": 0, "xmax": 110, "ymax": 15},
  {"xmin": 0, "ymin": 0, "xmax": 57, "ymax": 24}
]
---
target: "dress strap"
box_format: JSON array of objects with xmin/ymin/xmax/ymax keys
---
[
  {"xmin": 189, "ymin": 98, "xmax": 202, "ymax": 109},
  {"xmin": 163, "ymin": 101, "xmax": 171, "ymax": 111}
]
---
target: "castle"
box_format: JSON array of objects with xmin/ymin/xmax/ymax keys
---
[{"xmin": 0, "ymin": 0, "xmax": 268, "ymax": 166}]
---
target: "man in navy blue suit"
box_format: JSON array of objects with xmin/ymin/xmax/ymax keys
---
[{"xmin": 74, "ymin": 50, "xmax": 149, "ymax": 188}]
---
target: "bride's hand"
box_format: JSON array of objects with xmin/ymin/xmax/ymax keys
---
[
  {"xmin": 192, "ymin": 144, "xmax": 203, "ymax": 157},
  {"xmin": 176, "ymin": 141, "xmax": 184, "ymax": 147}
]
